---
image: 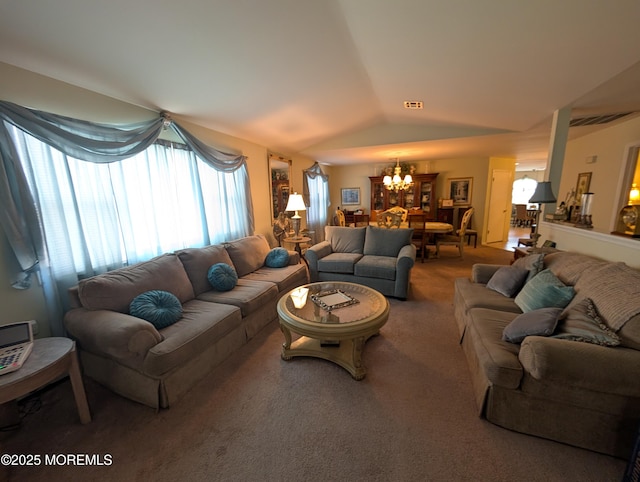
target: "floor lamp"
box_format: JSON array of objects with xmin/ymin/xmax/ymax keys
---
[{"xmin": 528, "ymin": 181, "xmax": 557, "ymax": 247}]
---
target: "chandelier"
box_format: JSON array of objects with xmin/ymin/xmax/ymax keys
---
[{"xmin": 383, "ymin": 159, "xmax": 413, "ymax": 192}]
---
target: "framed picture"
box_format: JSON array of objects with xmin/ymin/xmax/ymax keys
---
[
  {"xmin": 575, "ymin": 172, "xmax": 592, "ymax": 200},
  {"xmin": 448, "ymin": 177, "xmax": 473, "ymax": 206},
  {"xmin": 341, "ymin": 187, "xmax": 360, "ymax": 206}
]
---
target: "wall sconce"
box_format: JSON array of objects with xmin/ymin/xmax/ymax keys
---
[{"xmin": 290, "ymin": 287, "xmax": 309, "ymax": 309}]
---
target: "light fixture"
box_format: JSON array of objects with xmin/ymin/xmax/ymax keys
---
[
  {"xmin": 383, "ymin": 158, "xmax": 413, "ymax": 192},
  {"xmin": 285, "ymin": 192, "xmax": 306, "ymax": 238},
  {"xmin": 629, "ymin": 183, "xmax": 640, "ymax": 205},
  {"xmin": 528, "ymin": 181, "xmax": 557, "ymax": 247}
]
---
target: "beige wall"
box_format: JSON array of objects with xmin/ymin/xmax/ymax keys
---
[
  {"xmin": 0, "ymin": 62, "xmax": 314, "ymax": 334},
  {"xmin": 539, "ymin": 114, "xmax": 640, "ymax": 266}
]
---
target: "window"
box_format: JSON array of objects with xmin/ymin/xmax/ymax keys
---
[
  {"xmin": 8, "ymin": 126, "xmax": 251, "ymax": 277},
  {"xmin": 512, "ymin": 177, "xmax": 537, "ymax": 205}
]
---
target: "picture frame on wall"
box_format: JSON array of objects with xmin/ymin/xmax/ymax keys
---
[
  {"xmin": 575, "ymin": 172, "xmax": 592, "ymax": 200},
  {"xmin": 448, "ymin": 177, "xmax": 473, "ymax": 206},
  {"xmin": 341, "ymin": 187, "xmax": 360, "ymax": 205}
]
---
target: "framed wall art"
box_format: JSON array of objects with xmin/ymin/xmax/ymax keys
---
[
  {"xmin": 575, "ymin": 172, "xmax": 592, "ymax": 200},
  {"xmin": 448, "ymin": 177, "xmax": 473, "ymax": 206},
  {"xmin": 341, "ymin": 187, "xmax": 361, "ymax": 206}
]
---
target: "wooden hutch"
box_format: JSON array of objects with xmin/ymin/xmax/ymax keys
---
[{"xmin": 369, "ymin": 173, "xmax": 439, "ymax": 220}]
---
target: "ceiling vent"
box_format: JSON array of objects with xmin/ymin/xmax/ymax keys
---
[
  {"xmin": 569, "ymin": 112, "xmax": 633, "ymax": 127},
  {"xmin": 403, "ymin": 101, "xmax": 423, "ymax": 109}
]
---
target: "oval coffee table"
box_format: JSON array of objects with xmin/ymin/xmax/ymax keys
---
[{"xmin": 277, "ymin": 282, "xmax": 389, "ymax": 380}]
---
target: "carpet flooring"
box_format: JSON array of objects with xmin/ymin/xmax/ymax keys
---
[{"xmin": 0, "ymin": 245, "xmax": 628, "ymax": 481}]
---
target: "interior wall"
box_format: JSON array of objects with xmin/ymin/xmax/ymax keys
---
[
  {"xmin": 538, "ymin": 114, "xmax": 640, "ymax": 264},
  {"xmin": 0, "ymin": 62, "xmax": 314, "ymax": 333}
]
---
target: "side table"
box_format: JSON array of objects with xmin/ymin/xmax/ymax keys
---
[
  {"xmin": 283, "ymin": 236, "xmax": 311, "ymax": 257},
  {"xmin": 0, "ymin": 337, "xmax": 91, "ymax": 424}
]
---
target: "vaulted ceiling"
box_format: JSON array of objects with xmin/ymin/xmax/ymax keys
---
[{"xmin": 2, "ymin": 0, "xmax": 640, "ymax": 171}]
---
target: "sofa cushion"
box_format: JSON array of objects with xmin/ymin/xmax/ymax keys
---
[
  {"xmin": 454, "ymin": 278, "xmax": 522, "ymax": 315},
  {"xmin": 553, "ymin": 298, "xmax": 621, "ymax": 346},
  {"xmin": 197, "ymin": 279, "xmax": 278, "ymax": 317},
  {"xmin": 143, "ymin": 299, "xmax": 241, "ymax": 377},
  {"xmin": 466, "ymin": 308, "xmax": 523, "ymax": 389},
  {"xmin": 243, "ymin": 263, "xmax": 309, "ymax": 294},
  {"xmin": 363, "ymin": 226, "xmax": 413, "ymax": 257},
  {"xmin": 514, "ymin": 269, "xmax": 575, "ymax": 313},
  {"xmin": 176, "ymin": 244, "xmax": 235, "ymax": 296},
  {"xmin": 512, "ymin": 253, "xmax": 545, "ymax": 283},
  {"xmin": 325, "ymin": 226, "xmax": 366, "ymax": 254},
  {"xmin": 207, "ymin": 263, "xmax": 238, "ymax": 291},
  {"xmin": 486, "ymin": 266, "xmax": 529, "ymax": 297},
  {"xmin": 265, "ymin": 247, "xmax": 290, "ymax": 268},
  {"xmin": 354, "ymin": 255, "xmax": 397, "ymax": 281},
  {"xmin": 129, "ymin": 290, "xmax": 183, "ymax": 329},
  {"xmin": 502, "ymin": 307, "xmax": 562, "ymax": 344},
  {"xmin": 78, "ymin": 253, "xmax": 195, "ymax": 313},
  {"xmin": 225, "ymin": 234, "xmax": 271, "ymax": 277},
  {"xmin": 317, "ymin": 252, "xmax": 363, "ymax": 274}
]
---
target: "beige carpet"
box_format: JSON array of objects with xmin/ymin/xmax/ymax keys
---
[{"xmin": 0, "ymin": 245, "xmax": 628, "ymax": 481}]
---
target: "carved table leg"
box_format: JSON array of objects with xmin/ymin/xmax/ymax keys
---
[{"xmin": 280, "ymin": 323, "xmax": 293, "ymax": 360}]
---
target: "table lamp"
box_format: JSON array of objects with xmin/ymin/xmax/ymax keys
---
[
  {"xmin": 528, "ymin": 181, "xmax": 557, "ymax": 247},
  {"xmin": 285, "ymin": 192, "xmax": 306, "ymax": 238}
]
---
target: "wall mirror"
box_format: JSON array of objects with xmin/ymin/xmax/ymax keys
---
[{"xmin": 269, "ymin": 154, "xmax": 291, "ymax": 220}]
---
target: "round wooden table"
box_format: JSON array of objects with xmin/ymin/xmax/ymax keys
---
[
  {"xmin": 0, "ymin": 338, "xmax": 91, "ymax": 424},
  {"xmin": 277, "ymin": 282, "xmax": 389, "ymax": 380}
]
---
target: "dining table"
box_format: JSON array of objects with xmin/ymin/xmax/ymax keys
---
[{"xmin": 368, "ymin": 221, "xmax": 453, "ymax": 234}]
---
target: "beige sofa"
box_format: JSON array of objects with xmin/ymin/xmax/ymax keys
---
[
  {"xmin": 454, "ymin": 250, "xmax": 640, "ymax": 458},
  {"xmin": 64, "ymin": 234, "xmax": 308, "ymax": 409}
]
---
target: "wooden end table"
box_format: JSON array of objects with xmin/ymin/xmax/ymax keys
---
[{"xmin": 0, "ymin": 337, "xmax": 91, "ymax": 424}]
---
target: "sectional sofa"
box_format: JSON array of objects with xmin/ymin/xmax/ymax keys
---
[
  {"xmin": 64, "ymin": 234, "xmax": 309, "ymax": 409},
  {"xmin": 454, "ymin": 250, "xmax": 640, "ymax": 458},
  {"xmin": 304, "ymin": 225, "xmax": 416, "ymax": 299}
]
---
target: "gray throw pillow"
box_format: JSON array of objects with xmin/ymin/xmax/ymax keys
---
[
  {"xmin": 512, "ymin": 252, "xmax": 545, "ymax": 283},
  {"xmin": 486, "ymin": 266, "xmax": 529, "ymax": 297},
  {"xmin": 514, "ymin": 269, "xmax": 575, "ymax": 313},
  {"xmin": 502, "ymin": 307, "xmax": 563, "ymax": 343},
  {"xmin": 553, "ymin": 298, "xmax": 621, "ymax": 346}
]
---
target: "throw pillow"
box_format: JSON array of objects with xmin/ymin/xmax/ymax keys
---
[
  {"xmin": 207, "ymin": 263, "xmax": 238, "ymax": 291},
  {"xmin": 514, "ymin": 269, "xmax": 575, "ymax": 313},
  {"xmin": 265, "ymin": 247, "xmax": 290, "ymax": 268},
  {"xmin": 552, "ymin": 298, "xmax": 621, "ymax": 346},
  {"xmin": 502, "ymin": 307, "xmax": 563, "ymax": 343},
  {"xmin": 486, "ymin": 266, "xmax": 529, "ymax": 297},
  {"xmin": 129, "ymin": 290, "xmax": 183, "ymax": 329},
  {"xmin": 512, "ymin": 253, "xmax": 545, "ymax": 283}
]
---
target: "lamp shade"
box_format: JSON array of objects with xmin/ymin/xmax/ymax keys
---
[
  {"xmin": 529, "ymin": 181, "xmax": 557, "ymax": 204},
  {"xmin": 285, "ymin": 193, "xmax": 306, "ymax": 212}
]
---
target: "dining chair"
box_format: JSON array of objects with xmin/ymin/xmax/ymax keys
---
[
  {"xmin": 376, "ymin": 210, "xmax": 403, "ymax": 229},
  {"xmin": 334, "ymin": 208, "xmax": 346, "ymax": 226},
  {"xmin": 408, "ymin": 213, "xmax": 428, "ymax": 262},
  {"xmin": 513, "ymin": 204, "xmax": 530, "ymax": 227},
  {"xmin": 436, "ymin": 207, "xmax": 474, "ymax": 258},
  {"xmin": 386, "ymin": 206, "xmax": 409, "ymax": 223}
]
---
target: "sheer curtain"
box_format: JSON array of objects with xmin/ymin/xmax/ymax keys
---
[
  {"xmin": 303, "ymin": 162, "xmax": 329, "ymax": 243},
  {"xmin": 0, "ymin": 101, "xmax": 254, "ymax": 335}
]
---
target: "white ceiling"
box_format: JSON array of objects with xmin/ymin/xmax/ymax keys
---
[{"xmin": 2, "ymin": 0, "xmax": 640, "ymax": 171}]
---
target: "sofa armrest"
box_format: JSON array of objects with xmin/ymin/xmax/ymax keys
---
[
  {"xmin": 519, "ymin": 336, "xmax": 640, "ymax": 398},
  {"xmin": 393, "ymin": 244, "xmax": 416, "ymax": 299},
  {"xmin": 471, "ymin": 263, "xmax": 504, "ymax": 284},
  {"xmin": 64, "ymin": 308, "xmax": 162, "ymax": 363},
  {"xmin": 304, "ymin": 241, "xmax": 332, "ymax": 281}
]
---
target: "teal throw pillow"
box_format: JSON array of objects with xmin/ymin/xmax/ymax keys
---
[
  {"xmin": 207, "ymin": 263, "xmax": 238, "ymax": 291},
  {"xmin": 553, "ymin": 298, "xmax": 621, "ymax": 346},
  {"xmin": 129, "ymin": 290, "xmax": 183, "ymax": 329},
  {"xmin": 265, "ymin": 247, "xmax": 289, "ymax": 268},
  {"xmin": 502, "ymin": 307, "xmax": 563, "ymax": 343},
  {"xmin": 514, "ymin": 269, "xmax": 575, "ymax": 313}
]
